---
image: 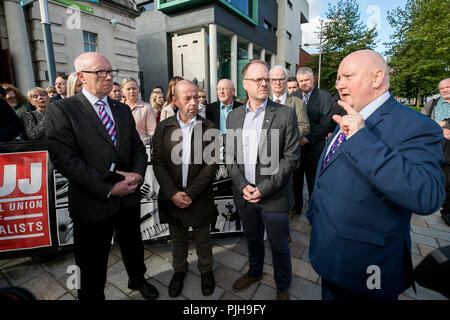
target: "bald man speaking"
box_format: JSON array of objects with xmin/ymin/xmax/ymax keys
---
[{"xmin": 307, "ymin": 50, "xmax": 445, "ymax": 300}]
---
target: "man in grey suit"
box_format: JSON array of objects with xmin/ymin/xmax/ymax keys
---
[
  {"xmin": 226, "ymin": 60, "xmax": 301, "ymax": 300},
  {"xmin": 45, "ymin": 52, "xmax": 159, "ymax": 300}
]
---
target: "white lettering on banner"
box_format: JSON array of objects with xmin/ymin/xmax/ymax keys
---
[{"xmin": 0, "ymin": 163, "xmax": 42, "ymax": 197}]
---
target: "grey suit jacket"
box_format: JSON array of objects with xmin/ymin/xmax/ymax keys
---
[
  {"xmin": 226, "ymin": 99, "xmax": 301, "ymax": 212},
  {"xmin": 271, "ymin": 94, "xmax": 310, "ymax": 138},
  {"xmin": 45, "ymin": 92, "xmax": 147, "ymax": 222}
]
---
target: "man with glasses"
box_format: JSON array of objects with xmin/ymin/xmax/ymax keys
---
[
  {"xmin": 270, "ymin": 66, "xmax": 310, "ymax": 138},
  {"xmin": 45, "ymin": 52, "xmax": 159, "ymax": 300},
  {"xmin": 226, "ymin": 60, "xmax": 301, "ymax": 300}
]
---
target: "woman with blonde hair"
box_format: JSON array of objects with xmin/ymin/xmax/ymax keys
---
[
  {"xmin": 22, "ymin": 87, "xmax": 50, "ymax": 141},
  {"xmin": 149, "ymin": 91, "xmax": 164, "ymax": 123},
  {"xmin": 1, "ymin": 83, "xmax": 33, "ymax": 120},
  {"xmin": 121, "ymin": 77, "xmax": 156, "ymax": 144},
  {"xmin": 160, "ymin": 76, "xmax": 183, "ymax": 121},
  {"xmin": 66, "ymin": 72, "xmax": 83, "ymax": 97}
]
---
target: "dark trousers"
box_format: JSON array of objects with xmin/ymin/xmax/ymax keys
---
[
  {"xmin": 169, "ymin": 224, "xmax": 213, "ymax": 274},
  {"xmin": 293, "ymin": 149, "xmax": 321, "ymax": 212},
  {"xmin": 73, "ymin": 203, "xmax": 146, "ymax": 300},
  {"xmin": 321, "ymin": 278, "xmax": 397, "ymax": 300},
  {"xmin": 238, "ymin": 202, "xmax": 291, "ymax": 291},
  {"xmin": 441, "ymin": 164, "xmax": 450, "ymax": 217}
]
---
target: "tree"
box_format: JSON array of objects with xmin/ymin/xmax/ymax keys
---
[
  {"xmin": 308, "ymin": 0, "xmax": 378, "ymax": 93},
  {"xmin": 385, "ymin": 0, "xmax": 450, "ymax": 107}
]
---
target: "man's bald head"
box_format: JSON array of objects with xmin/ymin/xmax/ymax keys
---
[
  {"xmin": 74, "ymin": 52, "xmax": 114, "ymax": 99},
  {"xmin": 336, "ymin": 50, "xmax": 390, "ymax": 112},
  {"xmin": 173, "ymin": 80, "xmax": 199, "ymax": 122}
]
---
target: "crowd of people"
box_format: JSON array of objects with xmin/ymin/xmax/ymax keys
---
[{"xmin": 0, "ymin": 49, "xmax": 449, "ymax": 302}]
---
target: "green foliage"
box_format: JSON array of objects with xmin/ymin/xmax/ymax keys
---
[
  {"xmin": 385, "ymin": 0, "xmax": 450, "ymax": 101},
  {"xmin": 308, "ymin": 0, "xmax": 378, "ymax": 93}
]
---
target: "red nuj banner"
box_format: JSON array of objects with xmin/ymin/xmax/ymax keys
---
[{"xmin": 0, "ymin": 151, "xmax": 52, "ymax": 252}]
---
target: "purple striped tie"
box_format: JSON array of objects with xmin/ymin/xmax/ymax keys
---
[
  {"xmin": 96, "ymin": 100, "xmax": 117, "ymax": 147},
  {"xmin": 321, "ymin": 132, "xmax": 346, "ymax": 169}
]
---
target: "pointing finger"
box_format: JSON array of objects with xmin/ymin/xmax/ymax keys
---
[
  {"xmin": 337, "ymin": 100, "xmax": 358, "ymax": 115},
  {"xmin": 332, "ymin": 114, "xmax": 342, "ymax": 124}
]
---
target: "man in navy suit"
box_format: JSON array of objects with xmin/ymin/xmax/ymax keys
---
[{"xmin": 307, "ymin": 50, "xmax": 445, "ymax": 300}]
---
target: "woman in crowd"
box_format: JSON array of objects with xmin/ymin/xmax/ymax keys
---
[
  {"xmin": 121, "ymin": 77, "xmax": 157, "ymax": 144},
  {"xmin": 46, "ymin": 86, "xmax": 58, "ymax": 98},
  {"xmin": 66, "ymin": 72, "xmax": 83, "ymax": 97},
  {"xmin": 160, "ymin": 76, "xmax": 183, "ymax": 121},
  {"xmin": 22, "ymin": 87, "xmax": 49, "ymax": 141},
  {"xmin": 150, "ymin": 90, "xmax": 165, "ymax": 123},
  {"xmin": 1, "ymin": 83, "xmax": 33, "ymax": 120}
]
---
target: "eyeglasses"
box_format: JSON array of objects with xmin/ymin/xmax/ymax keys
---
[
  {"xmin": 270, "ymin": 78, "xmax": 286, "ymax": 83},
  {"xmin": 4, "ymin": 87, "xmax": 12, "ymax": 92},
  {"xmin": 81, "ymin": 70, "xmax": 118, "ymax": 78},
  {"xmin": 244, "ymin": 78, "xmax": 270, "ymax": 85}
]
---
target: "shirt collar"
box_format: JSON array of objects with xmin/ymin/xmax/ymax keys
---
[
  {"xmin": 303, "ymin": 87, "xmax": 314, "ymax": 96},
  {"xmin": 220, "ymin": 99, "xmax": 234, "ymax": 110},
  {"xmin": 176, "ymin": 111, "xmax": 197, "ymax": 127},
  {"xmin": 82, "ymin": 88, "xmax": 108, "ymax": 107},
  {"xmin": 273, "ymin": 91, "xmax": 287, "ymax": 103},
  {"xmin": 359, "ymin": 90, "xmax": 391, "ymax": 120},
  {"xmin": 246, "ymin": 98, "xmax": 268, "ymax": 114}
]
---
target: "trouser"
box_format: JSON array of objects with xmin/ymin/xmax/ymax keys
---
[
  {"xmin": 441, "ymin": 164, "xmax": 450, "ymax": 217},
  {"xmin": 73, "ymin": 203, "xmax": 146, "ymax": 300},
  {"xmin": 238, "ymin": 202, "xmax": 291, "ymax": 291},
  {"xmin": 169, "ymin": 224, "xmax": 213, "ymax": 274},
  {"xmin": 292, "ymin": 150, "xmax": 321, "ymax": 212}
]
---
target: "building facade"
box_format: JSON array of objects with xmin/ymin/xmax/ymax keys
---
[
  {"xmin": 0, "ymin": 0, "xmax": 140, "ymax": 94},
  {"xmin": 137, "ymin": 0, "xmax": 308, "ymax": 102}
]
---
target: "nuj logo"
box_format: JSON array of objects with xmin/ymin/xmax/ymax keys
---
[{"xmin": 0, "ymin": 163, "xmax": 43, "ymax": 197}]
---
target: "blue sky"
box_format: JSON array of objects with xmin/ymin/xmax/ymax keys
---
[{"xmin": 302, "ymin": 0, "xmax": 408, "ymax": 56}]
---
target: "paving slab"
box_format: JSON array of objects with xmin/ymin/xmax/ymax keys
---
[
  {"xmin": 251, "ymin": 283, "xmax": 276, "ymax": 300},
  {"xmin": 289, "ymin": 275, "xmax": 322, "ymax": 300},
  {"xmin": 213, "ymin": 263, "xmax": 259, "ymax": 300},
  {"xmin": 106, "ymin": 260, "xmax": 132, "ymax": 294},
  {"xmin": 1, "ymin": 258, "xmax": 45, "ymax": 286},
  {"xmin": 144, "ymin": 254, "xmax": 173, "ymax": 286},
  {"xmin": 212, "ymin": 245, "xmax": 248, "ymax": 272},
  {"xmin": 104, "ymin": 283, "xmax": 132, "ymax": 300},
  {"xmin": 411, "ymin": 225, "xmax": 450, "ymax": 242},
  {"xmin": 292, "ymin": 257, "xmax": 319, "ymax": 283},
  {"xmin": 410, "ymin": 233, "xmax": 439, "ymax": 248},
  {"xmin": 21, "ymin": 272, "xmax": 66, "ymax": 300}
]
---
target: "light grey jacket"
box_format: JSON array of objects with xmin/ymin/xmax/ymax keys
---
[
  {"xmin": 226, "ymin": 99, "xmax": 301, "ymax": 212},
  {"xmin": 271, "ymin": 94, "xmax": 310, "ymax": 138}
]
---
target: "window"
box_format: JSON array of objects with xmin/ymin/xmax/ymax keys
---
[
  {"xmin": 227, "ymin": 0, "xmax": 252, "ymax": 16},
  {"xmin": 287, "ymin": 0, "xmax": 293, "ymax": 10},
  {"xmin": 286, "ymin": 62, "xmax": 291, "ymax": 70},
  {"xmin": 83, "ymin": 31, "xmax": 97, "ymax": 52},
  {"xmin": 286, "ymin": 31, "xmax": 292, "ymax": 40}
]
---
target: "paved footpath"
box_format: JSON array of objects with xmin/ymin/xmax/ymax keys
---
[{"xmin": 0, "ymin": 207, "xmax": 448, "ymax": 300}]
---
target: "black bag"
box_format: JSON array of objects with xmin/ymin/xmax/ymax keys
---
[{"xmin": 413, "ymin": 245, "xmax": 450, "ymax": 299}]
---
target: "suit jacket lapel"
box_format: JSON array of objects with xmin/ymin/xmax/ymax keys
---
[
  {"xmin": 258, "ymin": 100, "xmax": 276, "ymax": 166},
  {"xmin": 319, "ymin": 95, "xmax": 395, "ymax": 175}
]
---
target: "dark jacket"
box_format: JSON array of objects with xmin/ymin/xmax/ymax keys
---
[
  {"xmin": 152, "ymin": 114, "xmax": 219, "ymax": 227},
  {"xmin": 205, "ymin": 100, "xmax": 242, "ymax": 130},
  {"xmin": 293, "ymin": 87, "xmax": 333, "ymax": 156},
  {"xmin": 0, "ymin": 98, "xmax": 20, "ymax": 141},
  {"xmin": 45, "ymin": 92, "xmax": 147, "ymax": 222}
]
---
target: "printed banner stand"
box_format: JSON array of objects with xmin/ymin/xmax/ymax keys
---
[{"xmin": 0, "ymin": 141, "xmax": 243, "ymax": 260}]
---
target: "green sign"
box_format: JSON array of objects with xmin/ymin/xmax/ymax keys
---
[
  {"xmin": 20, "ymin": 0, "xmax": 37, "ymax": 6},
  {"xmin": 53, "ymin": 0, "xmax": 94, "ymax": 14}
]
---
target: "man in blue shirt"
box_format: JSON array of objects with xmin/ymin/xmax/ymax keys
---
[{"xmin": 205, "ymin": 79, "xmax": 242, "ymax": 133}]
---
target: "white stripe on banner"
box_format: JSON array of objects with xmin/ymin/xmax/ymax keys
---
[
  {"xmin": 0, "ymin": 196, "xmax": 43, "ymax": 203},
  {"xmin": 4, "ymin": 213, "xmax": 43, "ymax": 220},
  {"xmin": 0, "ymin": 233, "xmax": 45, "ymax": 241}
]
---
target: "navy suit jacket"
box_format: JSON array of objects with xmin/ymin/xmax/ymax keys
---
[{"xmin": 306, "ymin": 95, "xmax": 445, "ymax": 299}]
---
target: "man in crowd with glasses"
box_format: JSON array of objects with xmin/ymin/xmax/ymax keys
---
[
  {"xmin": 45, "ymin": 52, "xmax": 159, "ymax": 300},
  {"xmin": 226, "ymin": 60, "xmax": 301, "ymax": 300}
]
